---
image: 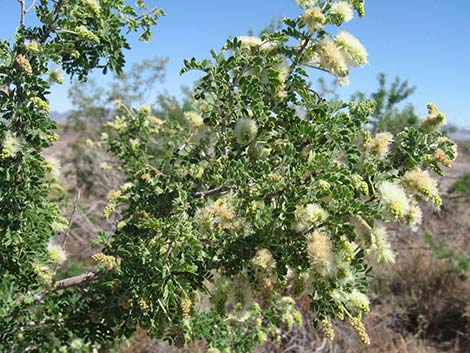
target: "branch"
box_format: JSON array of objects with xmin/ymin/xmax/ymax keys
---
[
  {"xmin": 40, "ymin": 0, "xmax": 65, "ymax": 43},
  {"xmin": 120, "ymin": 8, "xmax": 160, "ymax": 26},
  {"xmin": 19, "ymin": 318, "xmax": 64, "ymax": 328},
  {"xmin": 194, "ymin": 186, "xmax": 229, "ymax": 198},
  {"xmin": 52, "ymin": 192, "xmax": 80, "ymax": 273},
  {"xmin": 55, "ymin": 272, "xmax": 99, "ymax": 289},
  {"xmin": 34, "ymin": 272, "xmax": 99, "ymax": 302},
  {"xmin": 18, "ymin": 0, "xmax": 25, "ymax": 26},
  {"xmin": 294, "ymin": 221, "xmax": 328, "ymax": 237}
]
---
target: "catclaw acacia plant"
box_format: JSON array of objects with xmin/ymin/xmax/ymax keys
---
[
  {"xmin": 0, "ymin": 0, "xmax": 163, "ymax": 350},
  {"xmin": 0, "ymin": 0, "xmax": 458, "ymax": 352}
]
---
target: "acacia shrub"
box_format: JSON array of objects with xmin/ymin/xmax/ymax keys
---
[{"xmin": 0, "ymin": 0, "xmax": 459, "ymax": 352}]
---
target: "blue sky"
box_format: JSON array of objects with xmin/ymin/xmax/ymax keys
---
[{"xmin": 1, "ymin": 1, "xmax": 469, "ymax": 126}]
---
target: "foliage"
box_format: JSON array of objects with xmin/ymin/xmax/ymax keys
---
[
  {"xmin": 352, "ymin": 73, "xmax": 418, "ymax": 133},
  {"xmin": 448, "ymin": 172, "xmax": 470, "ymax": 200},
  {"xmin": 319, "ymin": 72, "xmax": 419, "ymax": 134},
  {"xmin": 0, "ymin": 0, "xmax": 163, "ymax": 350},
  {"xmin": 423, "ymin": 232, "xmax": 470, "ymax": 280},
  {"xmin": 457, "ymin": 140, "xmax": 470, "ymax": 154},
  {"xmin": 0, "ymin": 0, "xmax": 458, "ymax": 352}
]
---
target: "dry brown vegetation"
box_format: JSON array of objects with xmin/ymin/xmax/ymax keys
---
[{"xmin": 49, "ymin": 130, "xmax": 470, "ymax": 353}]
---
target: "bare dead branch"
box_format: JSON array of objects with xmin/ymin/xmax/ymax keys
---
[
  {"xmin": 34, "ymin": 272, "xmax": 99, "ymax": 302},
  {"xmin": 194, "ymin": 186, "xmax": 229, "ymax": 198}
]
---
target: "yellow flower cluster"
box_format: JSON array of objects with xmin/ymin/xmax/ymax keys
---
[
  {"xmin": 184, "ymin": 111, "xmax": 204, "ymax": 129},
  {"xmin": 1, "ymin": 131, "xmax": 21, "ymax": 159},
  {"xmin": 31, "ymin": 97, "xmax": 50, "ymax": 113},
  {"xmin": 252, "ymin": 248, "xmax": 275, "ymax": 270},
  {"xmin": 76, "ymin": 25, "xmax": 100, "ymax": 43},
  {"xmin": 364, "ymin": 132, "xmax": 393, "ymax": 158},
  {"xmin": 252, "ymin": 249, "xmax": 278, "ymax": 305},
  {"xmin": 33, "ymin": 263, "xmax": 54, "ymax": 289},
  {"xmin": 346, "ymin": 289, "xmax": 370, "ymax": 312},
  {"xmin": 317, "ymin": 38, "xmax": 348, "ymax": 78},
  {"xmin": 106, "ymin": 116, "xmax": 128, "ymax": 132},
  {"xmin": 103, "ymin": 204, "xmax": 116, "ymax": 219},
  {"xmin": 421, "ymin": 103, "xmax": 447, "ymax": 131},
  {"xmin": 234, "ymin": 117, "xmax": 258, "ymax": 145},
  {"xmin": 49, "ymin": 69, "xmax": 64, "ymax": 84},
  {"xmin": 99, "ymin": 162, "xmax": 113, "ymax": 171},
  {"xmin": 138, "ymin": 298, "xmax": 149, "ymax": 311},
  {"xmin": 433, "ymin": 148, "xmax": 453, "ymax": 168},
  {"xmin": 294, "ymin": 203, "xmax": 328, "ymax": 232},
  {"xmin": 47, "ymin": 242, "xmax": 67, "ymax": 265},
  {"xmin": 321, "ymin": 319, "xmax": 335, "ymax": 340},
  {"xmin": 51, "ymin": 216, "xmax": 68, "ymax": 233},
  {"xmin": 198, "ymin": 198, "xmax": 239, "ymax": 234},
  {"xmin": 147, "ymin": 115, "xmax": 164, "ymax": 126},
  {"xmin": 335, "ymin": 31, "xmax": 368, "ymax": 67},
  {"xmin": 291, "ymin": 271, "xmax": 311, "ymax": 297},
  {"xmin": 107, "ymin": 189, "xmax": 122, "ymax": 201},
  {"xmin": 303, "ymin": 7, "xmax": 325, "ymax": 33},
  {"xmin": 352, "ymin": 174, "xmax": 369, "ymax": 195},
  {"xmin": 26, "ymin": 41, "xmax": 40, "ymax": 54},
  {"xmin": 83, "ymin": 0, "xmax": 101, "ymax": 15},
  {"xmin": 406, "ymin": 200, "xmax": 423, "ymax": 230},
  {"xmin": 92, "ymin": 253, "xmax": 117, "ymax": 270},
  {"xmin": 348, "ymin": 317, "xmax": 370, "ymax": 345},
  {"xmin": 237, "ymin": 36, "xmax": 276, "ymax": 51},
  {"xmin": 180, "ymin": 297, "xmax": 192, "ymax": 318},
  {"xmin": 16, "ymin": 54, "xmax": 32, "ymax": 75},
  {"xmin": 272, "ymin": 58, "xmax": 291, "ymax": 100},
  {"xmin": 378, "ymin": 181, "xmax": 410, "ymax": 219},
  {"xmin": 402, "ymin": 169, "xmax": 441, "ymax": 206},
  {"xmin": 306, "ymin": 231, "xmax": 335, "ymax": 276},
  {"xmin": 371, "ymin": 226, "xmax": 395, "ymax": 264},
  {"xmin": 330, "ymin": 1, "xmax": 354, "ymax": 24},
  {"xmin": 225, "ymin": 277, "xmax": 254, "ymax": 321}
]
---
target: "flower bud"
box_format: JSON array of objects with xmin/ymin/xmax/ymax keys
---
[
  {"xmin": 321, "ymin": 319, "xmax": 335, "ymax": 340},
  {"xmin": 16, "ymin": 54, "xmax": 32, "ymax": 75},
  {"xmin": 348, "ymin": 317, "xmax": 370, "ymax": 345}
]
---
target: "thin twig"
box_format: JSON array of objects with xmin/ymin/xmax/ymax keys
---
[
  {"xmin": 61, "ymin": 191, "xmax": 80, "ymax": 248},
  {"xmin": 163, "ymin": 240, "xmax": 174, "ymax": 262},
  {"xmin": 25, "ymin": 0, "xmax": 37, "ymax": 13},
  {"xmin": 146, "ymin": 163, "xmax": 168, "ymax": 177}
]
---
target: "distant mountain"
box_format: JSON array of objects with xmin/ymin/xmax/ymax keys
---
[
  {"xmin": 449, "ymin": 126, "xmax": 470, "ymax": 141},
  {"xmin": 50, "ymin": 111, "xmax": 70, "ymax": 122}
]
